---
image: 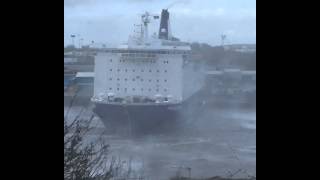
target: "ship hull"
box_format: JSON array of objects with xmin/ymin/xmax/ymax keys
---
[
  {"xmin": 92, "ymin": 89, "xmax": 208, "ymax": 134},
  {"xmin": 93, "ymin": 102, "xmax": 182, "ymax": 134}
]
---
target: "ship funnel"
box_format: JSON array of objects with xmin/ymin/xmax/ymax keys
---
[{"xmin": 158, "ymin": 9, "xmax": 170, "ymax": 40}]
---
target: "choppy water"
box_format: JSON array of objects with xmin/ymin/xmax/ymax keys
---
[{"xmin": 64, "ymin": 102, "xmax": 256, "ymax": 179}]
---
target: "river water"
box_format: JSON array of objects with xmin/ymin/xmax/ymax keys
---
[{"xmin": 64, "ymin": 98, "xmax": 256, "ymax": 180}]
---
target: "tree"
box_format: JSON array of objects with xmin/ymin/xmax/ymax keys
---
[{"xmin": 64, "ymin": 114, "xmax": 123, "ymax": 180}]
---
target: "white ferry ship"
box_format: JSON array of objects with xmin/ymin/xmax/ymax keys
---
[{"xmin": 91, "ymin": 9, "xmax": 204, "ymax": 132}]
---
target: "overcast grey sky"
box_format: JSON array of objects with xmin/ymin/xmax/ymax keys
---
[{"xmin": 64, "ymin": 0, "xmax": 256, "ymax": 47}]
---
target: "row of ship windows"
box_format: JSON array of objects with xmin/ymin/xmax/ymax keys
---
[
  {"xmin": 109, "ymin": 87, "xmax": 167, "ymax": 92},
  {"xmin": 106, "ymin": 49, "xmax": 189, "ymax": 54},
  {"xmin": 109, "ymin": 69, "xmax": 167, "ymax": 73},
  {"xmin": 119, "ymin": 59, "xmax": 156, "ymax": 63},
  {"xmin": 110, "ymin": 59, "xmax": 169, "ymax": 64},
  {"xmin": 108, "ymin": 78, "xmax": 167, "ymax": 82},
  {"xmin": 121, "ymin": 53, "xmax": 156, "ymax": 57}
]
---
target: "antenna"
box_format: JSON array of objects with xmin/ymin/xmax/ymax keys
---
[
  {"xmin": 140, "ymin": 11, "xmax": 159, "ymax": 40},
  {"xmin": 79, "ymin": 38, "xmax": 83, "ymax": 49},
  {"xmin": 221, "ymin": 34, "xmax": 227, "ymax": 46},
  {"xmin": 70, "ymin": 34, "xmax": 76, "ymax": 47}
]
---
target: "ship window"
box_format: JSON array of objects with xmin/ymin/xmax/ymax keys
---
[
  {"xmin": 117, "ymin": 78, "xmax": 120, "ymax": 81},
  {"xmin": 110, "ymin": 59, "xmax": 112, "ymax": 62},
  {"xmin": 164, "ymin": 70, "xmax": 167, "ymax": 73},
  {"xmin": 125, "ymin": 78, "xmax": 127, "ymax": 81},
  {"xmin": 109, "ymin": 88, "xmax": 112, "ymax": 90},
  {"xmin": 124, "ymin": 88, "xmax": 127, "ymax": 91},
  {"xmin": 164, "ymin": 88, "xmax": 167, "ymax": 92},
  {"xmin": 156, "ymin": 89, "xmax": 159, "ymax": 92},
  {"xmin": 149, "ymin": 70, "xmax": 152, "ymax": 72},
  {"xmin": 117, "ymin": 88, "xmax": 119, "ymax": 91},
  {"xmin": 133, "ymin": 69, "xmax": 135, "ymax": 72},
  {"xmin": 132, "ymin": 78, "xmax": 135, "ymax": 81},
  {"xmin": 157, "ymin": 70, "xmax": 160, "ymax": 73},
  {"xmin": 141, "ymin": 88, "xmax": 144, "ymax": 91},
  {"xmin": 109, "ymin": 69, "xmax": 112, "ymax": 71},
  {"xmin": 141, "ymin": 69, "xmax": 144, "ymax": 72},
  {"xmin": 149, "ymin": 79, "xmax": 152, "ymax": 82},
  {"xmin": 117, "ymin": 69, "xmax": 120, "ymax": 72},
  {"xmin": 141, "ymin": 79, "xmax": 144, "ymax": 82},
  {"xmin": 132, "ymin": 88, "xmax": 135, "ymax": 91},
  {"xmin": 148, "ymin": 88, "xmax": 151, "ymax": 91},
  {"xmin": 156, "ymin": 79, "xmax": 159, "ymax": 82},
  {"xmin": 109, "ymin": 78, "xmax": 112, "ymax": 81},
  {"xmin": 164, "ymin": 79, "xmax": 167, "ymax": 82},
  {"xmin": 125, "ymin": 69, "xmax": 128, "ymax": 72}
]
